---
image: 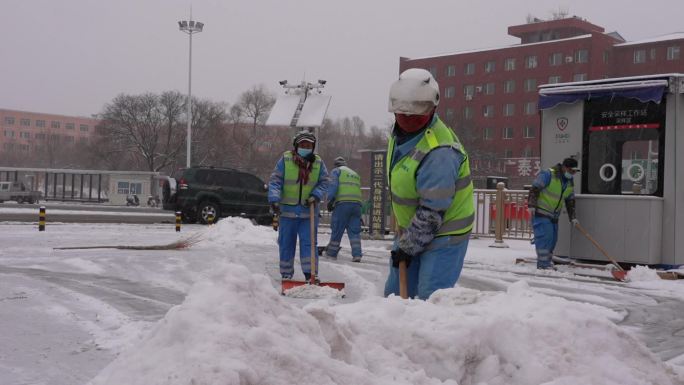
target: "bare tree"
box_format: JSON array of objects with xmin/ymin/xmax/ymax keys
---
[
  {"xmin": 95, "ymin": 92, "xmax": 187, "ymax": 172},
  {"xmin": 235, "ymin": 85, "xmax": 276, "ymax": 172}
]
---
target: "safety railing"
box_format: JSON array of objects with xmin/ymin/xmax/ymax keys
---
[{"xmin": 473, "ymin": 186, "xmax": 533, "ymax": 240}]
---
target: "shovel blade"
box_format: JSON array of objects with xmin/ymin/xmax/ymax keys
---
[
  {"xmin": 281, "ymin": 279, "xmax": 345, "ymax": 294},
  {"xmin": 610, "ymin": 268, "xmax": 627, "ymax": 282}
]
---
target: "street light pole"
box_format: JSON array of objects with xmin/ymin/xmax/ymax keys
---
[{"xmin": 178, "ymin": 18, "xmax": 204, "ymax": 168}]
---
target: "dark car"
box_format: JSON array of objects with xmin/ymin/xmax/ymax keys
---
[{"xmin": 163, "ymin": 166, "xmax": 271, "ymax": 225}]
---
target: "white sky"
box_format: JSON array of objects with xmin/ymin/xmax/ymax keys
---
[
  {"xmin": 1, "ymin": 215, "xmax": 684, "ymax": 384},
  {"xmin": 2, "ymin": 1, "xmax": 684, "ymax": 128}
]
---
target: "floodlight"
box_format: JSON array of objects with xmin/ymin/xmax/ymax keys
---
[
  {"xmin": 279, "ymin": 80, "xmax": 288, "ymax": 86},
  {"xmin": 318, "ymin": 79, "xmax": 327, "ymax": 85}
]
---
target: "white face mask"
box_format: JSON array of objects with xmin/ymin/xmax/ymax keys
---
[{"xmin": 564, "ymin": 172, "xmax": 573, "ymax": 179}]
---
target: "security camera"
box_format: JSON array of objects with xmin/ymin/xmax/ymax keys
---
[{"xmin": 279, "ymin": 80, "xmax": 288, "ymax": 86}]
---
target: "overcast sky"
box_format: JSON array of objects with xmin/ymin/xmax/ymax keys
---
[{"xmin": 2, "ymin": 0, "xmax": 683, "ymax": 129}]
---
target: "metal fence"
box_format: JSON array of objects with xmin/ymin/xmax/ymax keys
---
[
  {"xmin": 319, "ymin": 188, "xmax": 532, "ymax": 240},
  {"xmin": 473, "ymin": 188, "xmax": 533, "ymax": 240}
]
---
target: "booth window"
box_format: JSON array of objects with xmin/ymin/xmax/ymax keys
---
[
  {"xmin": 583, "ymin": 97, "xmax": 665, "ymax": 196},
  {"xmin": 117, "ymin": 181, "xmax": 143, "ymax": 195}
]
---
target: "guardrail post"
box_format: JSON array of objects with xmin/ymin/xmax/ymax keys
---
[
  {"xmin": 489, "ymin": 182, "xmax": 509, "ymax": 248},
  {"xmin": 175, "ymin": 211, "xmax": 181, "ymax": 232},
  {"xmin": 38, "ymin": 206, "xmax": 46, "ymax": 231}
]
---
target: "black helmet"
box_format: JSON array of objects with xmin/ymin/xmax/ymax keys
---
[
  {"xmin": 334, "ymin": 156, "xmax": 347, "ymax": 167},
  {"xmin": 293, "ymin": 130, "xmax": 316, "ymax": 150}
]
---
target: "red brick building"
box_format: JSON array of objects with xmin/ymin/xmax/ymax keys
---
[
  {"xmin": 399, "ymin": 17, "xmax": 684, "ymax": 188},
  {"xmin": 0, "ymin": 108, "xmax": 98, "ymax": 157}
]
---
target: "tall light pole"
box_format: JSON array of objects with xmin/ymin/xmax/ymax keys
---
[{"xmin": 178, "ymin": 17, "xmax": 204, "ymax": 167}]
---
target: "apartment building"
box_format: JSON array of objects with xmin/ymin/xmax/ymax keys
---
[
  {"xmin": 398, "ymin": 17, "xmax": 684, "ymax": 187},
  {"xmin": 0, "ymin": 109, "xmax": 99, "ymax": 156}
]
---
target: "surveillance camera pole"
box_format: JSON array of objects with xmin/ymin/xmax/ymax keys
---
[{"xmin": 278, "ymin": 80, "xmax": 326, "ymax": 133}]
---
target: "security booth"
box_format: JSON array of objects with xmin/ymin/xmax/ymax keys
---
[{"xmin": 538, "ymin": 74, "xmax": 684, "ymax": 266}]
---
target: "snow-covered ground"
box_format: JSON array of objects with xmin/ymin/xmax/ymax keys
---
[{"xmin": 1, "ymin": 218, "xmax": 683, "ymax": 385}]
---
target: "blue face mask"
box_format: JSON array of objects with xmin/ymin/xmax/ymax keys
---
[
  {"xmin": 297, "ymin": 148, "xmax": 313, "ymax": 157},
  {"xmin": 564, "ymin": 172, "xmax": 573, "ymax": 179}
]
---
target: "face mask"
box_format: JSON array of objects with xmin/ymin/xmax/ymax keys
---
[
  {"xmin": 395, "ymin": 113, "xmax": 431, "ymax": 133},
  {"xmin": 564, "ymin": 172, "xmax": 573, "ymax": 179},
  {"xmin": 297, "ymin": 148, "xmax": 313, "ymax": 157}
]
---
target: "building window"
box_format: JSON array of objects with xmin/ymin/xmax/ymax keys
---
[
  {"xmin": 503, "ymin": 104, "xmax": 515, "ymax": 117},
  {"xmin": 504, "ymin": 58, "xmax": 516, "ymax": 71},
  {"xmin": 525, "ymin": 55, "xmax": 538, "ymax": 69},
  {"xmin": 524, "ymin": 78, "xmax": 537, "ymax": 92},
  {"xmin": 484, "ymin": 61, "xmax": 496, "ymax": 73},
  {"xmin": 446, "ymin": 65, "xmax": 456, "ymax": 77},
  {"xmin": 36, "ymin": 119, "xmax": 45, "ymax": 128},
  {"xmin": 463, "ymin": 84, "xmax": 475, "ymax": 98},
  {"xmin": 522, "ymin": 147, "xmax": 534, "ymax": 158},
  {"xmin": 463, "ymin": 106, "xmax": 473, "ymax": 120},
  {"xmin": 484, "ymin": 127, "xmax": 493, "ymax": 140},
  {"xmin": 575, "ymin": 49, "xmax": 589, "ymax": 63},
  {"xmin": 504, "ymin": 80, "xmax": 515, "ymax": 93},
  {"xmin": 483, "ymin": 105, "xmax": 494, "ymax": 118},
  {"xmin": 20, "ymin": 118, "xmax": 30, "ymax": 126},
  {"xmin": 667, "ymin": 46, "xmax": 680, "ymax": 60},
  {"xmin": 65, "ymin": 123, "xmax": 75, "ymax": 130},
  {"xmin": 503, "ymin": 126, "xmax": 514, "ymax": 139},
  {"xmin": 524, "ymin": 102, "xmax": 537, "ymax": 115},
  {"xmin": 548, "ymin": 75, "xmax": 562, "ymax": 84},
  {"xmin": 80, "ymin": 124, "xmax": 89, "ymax": 132},
  {"xmin": 35, "ymin": 133, "xmax": 46, "ymax": 140},
  {"xmin": 64, "ymin": 135, "xmax": 75, "ymax": 143},
  {"xmin": 549, "ymin": 52, "xmax": 563, "ymax": 66},
  {"xmin": 504, "ymin": 149, "xmax": 513, "ymax": 158},
  {"xmin": 4, "ymin": 130, "xmax": 15, "ymax": 138},
  {"xmin": 20, "ymin": 132, "xmax": 30, "ymax": 139},
  {"xmin": 19, "ymin": 144, "xmax": 29, "ymax": 151},
  {"xmin": 573, "ymin": 73, "xmax": 588, "ymax": 82},
  {"xmin": 428, "ymin": 67, "xmax": 437, "ymax": 79},
  {"xmin": 634, "ymin": 49, "xmax": 646, "ymax": 64},
  {"xmin": 484, "ymin": 82, "xmax": 495, "ymax": 95},
  {"xmin": 51, "ymin": 121, "xmax": 60, "ymax": 129},
  {"xmin": 445, "ymin": 86, "xmax": 456, "ymax": 98},
  {"xmin": 4, "ymin": 117, "xmax": 15, "ymax": 125},
  {"xmin": 464, "ymin": 63, "xmax": 475, "ymax": 75},
  {"xmin": 523, "ymin": 125, "xmax": 536, "ymax": 138},
  {"xmin": 445, "ymin": 108, "xmax": 454, "ymax": 122}
]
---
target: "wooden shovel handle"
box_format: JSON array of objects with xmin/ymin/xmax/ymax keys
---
[
  {"xmin": 310, "ymin": 202, "xmax": 317, "ymax": 283},
  {"xmin": 575, "ymin": 223, "xmax": 625, "ymax": 272},
  {"xmin": 399, "ymin": 261, "xmax": 408, "ymax": 299}
]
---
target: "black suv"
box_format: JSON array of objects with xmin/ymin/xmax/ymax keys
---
[{"xmin": 165, "ymin": 166, "xmax": 271, "ymax": 225}]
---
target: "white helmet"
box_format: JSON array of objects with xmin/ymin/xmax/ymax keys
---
[{"xmin": 388, "ymin": 68, "xmax": 440, "ymax": 115}]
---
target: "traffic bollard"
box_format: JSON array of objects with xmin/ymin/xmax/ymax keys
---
[
  {"xmin": 39, "ymin": 206, "xmax": 46, "ymax": 231},
  {"xmin": 175, "ymin": 211, "xmax": 181, "ymax": 232},
  {"xmin": 207, "ymin": 213, "xmax": 214, "ymax": 225}
]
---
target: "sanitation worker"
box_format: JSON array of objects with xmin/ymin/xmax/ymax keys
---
[
  {"xmin": 323, "ymin": 156, "xmax": 363, "ymax": 262},
  {"xmin": 384, "ymin": 68, "xmax": 475, "ymax": 300},
  {"xmin": 268, "ymin": 130, "xmax": 329, "ymax": 281},
  {"xmin": 527, "ymin": 157, "xmax": 580, "ymax": 269}
]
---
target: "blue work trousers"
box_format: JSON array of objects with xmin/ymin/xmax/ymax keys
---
[
  {"xmin": 532, "ymin": 216, "xmax": 558, "ymax": 268},
  {"xmin": 278, "ymin": 216, "xmax": 319, "ymax": 278},
  {"xmin": 384, "ymin": 236, "xmax": 469, "ymax": 300},
  {"xmin": 326, "ymin": 202, "xmax": 362, "ymax": 258}
]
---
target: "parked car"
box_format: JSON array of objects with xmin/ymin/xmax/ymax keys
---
[
  {"xmin": 0, "ymin": 181, "xmax": 42, "ymax": 204},
  {"xmin": 164, "ymin": 166, "xmax": 271, "ymax": 225}
]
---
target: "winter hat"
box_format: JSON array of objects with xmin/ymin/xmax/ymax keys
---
[
  {"xmin": 562, "ymin": 157, "xmax": 580, "ymax": 171},
  {"xmin": 334, "ymin": 157, "xmax": 347, "ymax": 168}
]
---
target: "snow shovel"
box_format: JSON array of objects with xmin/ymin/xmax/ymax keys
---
[
  {"xmin": 399, "ymin": 261, "xmax": 408, "ymax": 299},
  {"xmin": 574, "ymin": 223, "xmax": 627, "ymax": 281},
  {"xmin": 281, "ymin": 203, "xmax": 345, "ymax": 294}
]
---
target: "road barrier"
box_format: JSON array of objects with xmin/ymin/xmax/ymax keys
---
[
  {"xmin": 175, "ymin": 211, "xmax": 181, "ymax": 232},
  {"xmin": 38, "ymin": 206, "xmax": 46, "ymax": 231}
]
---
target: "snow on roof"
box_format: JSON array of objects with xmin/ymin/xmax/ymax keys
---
[
  {"xmin": 615, "ymin": 32, "xmax": 684, "ymax": 47},
  {"xmin": 406, "ymin": 34, "xmax": 593, "ymax": 61}
]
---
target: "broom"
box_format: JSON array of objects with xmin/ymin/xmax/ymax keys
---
[{"xmin": 53, "ymin": 232, "xmax": 203, "ymax": 251}]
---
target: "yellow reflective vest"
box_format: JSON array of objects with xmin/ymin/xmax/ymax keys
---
[{"xmin": 281, "ymin": 151, "xmax": 322, "ymax": 206}]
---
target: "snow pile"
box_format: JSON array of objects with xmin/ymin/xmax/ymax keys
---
[
  {"xmin": 88, "ymin": 263, "xmax": 680, "ymax": 385},
  {"xmin": 627, "ymin": 265, "xmax": 664, "ymax": 282}
]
